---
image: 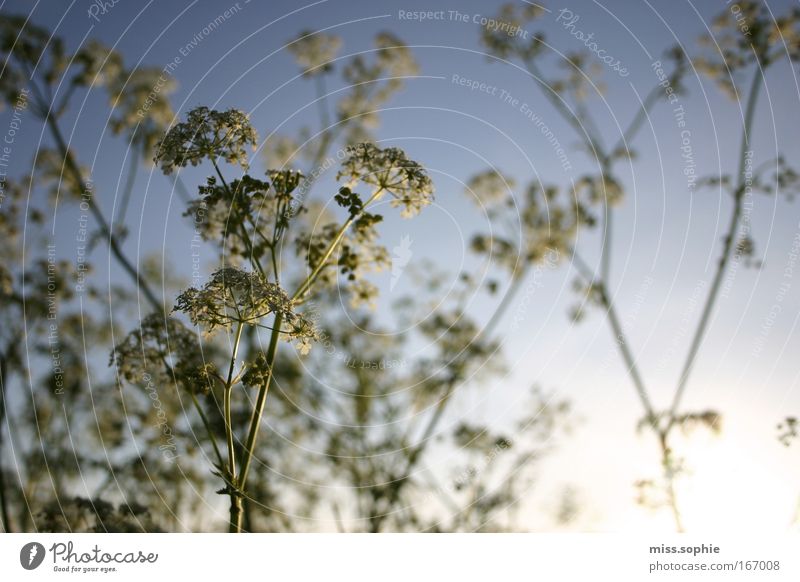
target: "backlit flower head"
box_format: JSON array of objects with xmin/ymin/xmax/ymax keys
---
[
  {"xmin": 0, "ymin": 17, "xmax": 71, "ymax": 105},
  {"xmin": 72, "ymin": 39, "xmax": 125, "ymax": 88},
  {"xmin": 241, "ymin": 352, "xmax": 272, "ymax": 387},
  {"xmin": 155, "ymin": 107, "xmax": 257, "ymax": 173}
]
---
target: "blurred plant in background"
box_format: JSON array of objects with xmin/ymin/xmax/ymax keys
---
[{"xmin": 473, "ymin": 0, "xmax": 800, "ymax": 531}]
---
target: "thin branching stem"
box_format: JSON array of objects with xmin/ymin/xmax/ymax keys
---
[
  {"xmin": 369, "ymin": 265, "xmax": 532, "ymax": 531},
  {"xmin": 614, "ymin": 81, "xmax": 665, "ymax": 153},
  {"xmin": 521, "ymin": 50, "xmax": 694, "ymax": 528},
  {"xmin": 314, "ymin": 74, "xmax": 331, "ymax": 134},
  {"xmin": 523, "ymin": 59, "xmax": 602, "ymax": 157},
  {"xmin": 236, "ymin": 311, "xmax": 282, "ymax": 513},
  {"xmin": 225, "ymin": 322, "xmax": 245, "ymax": 469}
]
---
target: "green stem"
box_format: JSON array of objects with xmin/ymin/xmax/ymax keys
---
[
  {"xmin": 314, "ymin": 74, "xmax": 331, "ymax": 134},
  {"xmin": 229, "ymin": 495, "xmax": 243, "ymax": 534},
  {"xmin": 574, "ymin": 247, "xmax": 682, "ymax": 526},
  {"xmin": 614, "ymin": 80, "xmax": 666, "ymax": 153},
  {"xmin": 599, "ymin": 157, "xmax": 614, "ymax": 285},
  {"xmin": 523, "ymin": 59, "xmax": 602, "ymax": 157}
]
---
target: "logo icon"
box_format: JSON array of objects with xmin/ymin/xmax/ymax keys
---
[{"xmin": 20, "ymin": 542, "xmax": 46, "ymax": 570}]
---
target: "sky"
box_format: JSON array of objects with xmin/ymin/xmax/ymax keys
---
[{"xmin": 2, "ymin": 0, "xmax": 800, "ymax": 531}]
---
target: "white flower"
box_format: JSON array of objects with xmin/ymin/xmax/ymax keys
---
[{"xmin": 287, "ymin": 31, "xmax": 342, "ymax": 76}]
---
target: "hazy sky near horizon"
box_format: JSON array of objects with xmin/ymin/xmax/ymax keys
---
[{"xmin": 3, "ymin": 0, "xmax": 800, "ymax": 531}]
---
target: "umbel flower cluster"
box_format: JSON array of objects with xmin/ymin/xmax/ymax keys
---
[
  {"xmin": 155, "ymin": 106, "xmax": 258, "ymax": 172},
  {"xmin": 184, "ymin": 170, "xmax": 303, "ymax": 258}
]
